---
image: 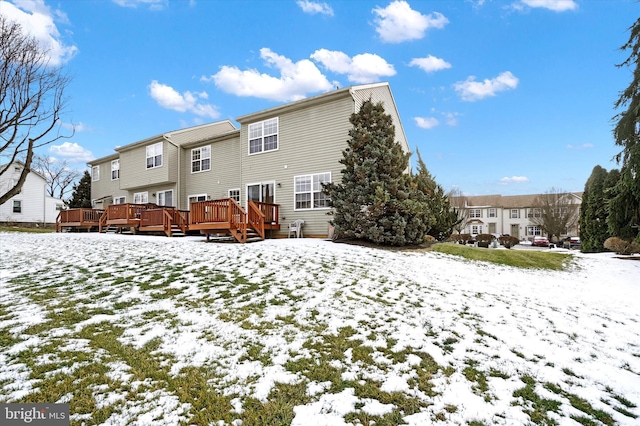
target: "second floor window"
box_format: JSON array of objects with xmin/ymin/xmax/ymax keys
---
[
  {"xmin": 469, "ymin": 209, "xmax": 481, "ymax": 218},
  {"xmin": 488, "ymin": 208, "xmax": 497, "ymax": 218},
  {"xmin": 111, "ymin": 160, "xmax": 120, "ymax": 180},
  {"xmin": 146, "ymin": 142, "xmax": 162, "ymax": 169},
  {"xmin": 92, "ymin": 165, "xmax": 100, "ymax": 181},
  {"xmin": 511, "ymin": 209, "xmax": 520, "ymax": 219},
  {"xmin": 248, "ymin": 118, "xmax": 278, "ymax": 154},
  {"xmin": 191, "ymin": 146, "xmax": 211, "ymax": 173}
]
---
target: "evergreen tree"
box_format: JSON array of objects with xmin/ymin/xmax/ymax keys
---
[
  {"xmin": 414, "ymin": 149, "xmax": 453, "ymax": 240},
  {"xmin": 611, "ymin": 17, "xmax": 640, "ymax": 241},
  {"xmin": 67, "ymin": 170, "xmax": 92, "ymax": 208},
  {"xmin": 580, "ymin": 165, "xmax": 610, "ymax": 252},
  {"xmin": 324, "ymin": 99, "xmax": 429, "ymax": 245}
]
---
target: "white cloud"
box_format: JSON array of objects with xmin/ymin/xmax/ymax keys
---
[
  {"xmin": 61, "ymin": 121, "xmax": 91, "ymax": 133},
  {"xmin": 414, "ymin": 117, "xmax": 439, "ymax": 129},
  {"xmin": 311, "ymin": 49, "xmax": 396, "ymax": 84},
  {"xmin": 373, "ymin": 1, "xmax": 448, "ymax": 43},
  {"xmin": 454, "ymin": 71, "xmax": 519, "ymax": 101},
  {"xmin": 48, "ymin": 142, "xmax": 94, "ymax": 163},
  {"xmin": 0, "ymin": 0, "xmax": 78, "ymax": 66},
  {"xmin": 297, "ymin": 0, "xmax": 334, "ymax": 16},
  {"xmin": 409, "ymin": 55, "xmax": 452, "ymax": 73},
  {"xmin": 111, "ymin": 0, "xmax": 168, "ymax": 10},
  {"xmin": 500, "ymin": 176, "xmax": 530, "ymax": 184},
  {"xmin": 516, "ymin": 0, "xmax": 577, "ymax": 12},
  {"xmin": 205, "ymin": 48, "xmax": 334, "ymax": 102},
  {"xmin": 443, "ymin": 112, "xmax": 460, "ymax": 126},
  {"xmin": 567, "ymin": 143, "xmax": 594, "ymax": 150},
  {"xmin": 148, "ymin": 81, "xmax": 220, "ymax": 118}
]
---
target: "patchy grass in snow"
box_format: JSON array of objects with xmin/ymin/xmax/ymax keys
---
[{"xmin": 0, "ymin": 232, "xmax": 638, "ymax": 425}]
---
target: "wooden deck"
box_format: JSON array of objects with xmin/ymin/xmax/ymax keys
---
[
  {"xmin": 56, "ymin": 208, "xmax": 105, "ymax": 232},
  {"xmin": 138, "ymin": 207, "xmax": 189, "ymax": 237},
  {"xmin": 189, "ymin": 198, "xmax": 280, "ymax": 243}
]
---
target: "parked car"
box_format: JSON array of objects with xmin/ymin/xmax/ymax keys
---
[
  {"xmin": 562, "ymin": 236, "xmax": 581, "ymax": 249},
  {"xmin": 531, "ymin": 236, "xmax": 550, "ymax": 247}
]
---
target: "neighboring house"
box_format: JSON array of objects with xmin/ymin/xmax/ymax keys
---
[
  {"xmin": 88, "ymin": 82, "xmax": 410, "ymax": 237},
  {"xmin": 451, "ymin": 193, "xmax": 583, "ymax": 241},
  {"xmin": 0, "ymin": 162, "xmax": 65, "ymax": 225}
]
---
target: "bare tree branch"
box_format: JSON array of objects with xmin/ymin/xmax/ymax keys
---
[
  {"xmin": 32, "ymin": 153, "xmax": 81, "ymax": 200},
  {"xmin": 0, "ymin": 15, "xmax": 73, "ymax": 205},
  {"xmin": 529, "ymin": 187, "xmax": 581, "ymax": 242}
]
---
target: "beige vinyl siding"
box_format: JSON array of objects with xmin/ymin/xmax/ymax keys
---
[
  {"xmin": 118, "ymin": 139, "xmax": 175, "ymax": 191},
  {"xmin": 240, "ymin": 95, "xmax": 354, "ymax": 237},
  {"xmin": 180, "ymin": 134, "xmax": 241, "ymax": 210},
  {"xmin": 88, "ymin": 156, "xmax": 124, "ymax": 205}
]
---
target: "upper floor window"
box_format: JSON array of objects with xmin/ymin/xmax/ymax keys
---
[
  {"xmin": 191, "ymin": 146, "xmax": 211, "ymax": 173},
  {"xmin": 510, "ymin": 209, "xmax": 520, "ymax": 219},
  {"xmin": 111, "ymin": 160, "xmax": 120, "ymax": 180},
  {"xmin": 146, "ymin": 142, "xmax": 163, "ymax": 169},
  {"xmin": 528, "ymin": 208, "xmax": 541, "ymax": 218},
  {"xmin": 294, "ymin": 172, "xmax": 331, "ymax": 210},
  {"xmin": 92, "ymin": 165, "xmax": 100, "ymax": 181},
  {"xmin": 469, "ymin": 209, "xmax": 482, "ymax": 218},
  {"xmin": 248, "ymin": 118, "xmax": 278, "ymax": 154},
  {"xmin": 488, "ymin": 208, "xmax": 497, "ymax": 218},
  {"xmin": 12, "ymin": 200, "xmax": 22, "ymax": 213}
]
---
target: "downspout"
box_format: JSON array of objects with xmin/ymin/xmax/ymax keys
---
[{"xmin": 163, "ymin": 134, "xmax": 179, "ymax": 208}]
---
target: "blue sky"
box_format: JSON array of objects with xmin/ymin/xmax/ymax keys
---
[{"xmin": 1, "ymin": 0, "xmax": 637, "ymax": 196}]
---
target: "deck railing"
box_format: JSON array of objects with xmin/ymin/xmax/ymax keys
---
[
  {"xmin": 140, "ymin": 207, "xmax": 189, "ymax": 236},
  {"xmin": 247, "ymin": 201, "xmax": 266, "ymax": 240},
  {"xmin": 56, "ymin": 208, "xmax": 104, "ymax": 231},
  {"xmin": 254, "ymin": 201, "xmax": 279, "ymax": 225},
  {"xmin": 106, "ymin": 203, "xmax": 151, "ymax": 221}
]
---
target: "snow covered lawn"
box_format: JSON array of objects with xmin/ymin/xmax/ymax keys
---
[{"xmin": 1, "ymin": 231, "xmax": 639, "ymax": 425}]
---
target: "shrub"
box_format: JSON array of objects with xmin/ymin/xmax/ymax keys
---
[
  {"xmin": 499, "ymin": 235, "xmax": 520, "ymax": 249},
  {"xmin": 475, "ymin": 234, "xmax": 494, "ymax": 248},
  {"xmin": 448, "ymin": 233, "xmax": 471, "ymax": 244},
  {"xmin": 603, "ymin": 237, "xmax": 640, "ymax": 255}
]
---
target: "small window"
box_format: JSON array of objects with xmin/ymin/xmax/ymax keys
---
[
  {"xmin": 294, "ymin": 172, "xmax": 331, "ymax": 210},
  {"xmin": 469, "ymin": 209, "xmax": 482, "ymax": 218},
  {"xmin": 111, "ymin": 160, "xmax": 120, "ymax": 180},
  {"xmin": 92, "ymin": 165, "xmax": 100, "ymax": 181},
  {"xmin": 528, "ymin": 208, "xmax": 541, "ymax": 218},
  {"xmin": 191, "ymin": 146, "xmax": 211, "ymax": 173},
  {"xmin": 526, "ymin": 226, "xmax": 542, "ymax": 236},
  {"xmin": 510, "ymin": 209, "xmax": 520, "ymax": 219},
  {"xmin": 471, "ymin": 224, "xmax": 483, "ymax": 235},
  {"xmin": 488, "ymin": 208, "xmax": 497, "ymax": 218},
  {"xmin": 248, "ymin": 118, "xmax": 278, "ymax": 154},
  {"xmin": 146, "ymin": 142, "xmax": 163, "ymax": 169},
  {"xmin": 133, "ymin": 192, "xmax": 149, "ymax": 204},
  {"xmin": 114, "ymin": 196, "xmax": 126, "ymax": 204},
  {"xmin": 12, "ymin": 200, "xmax": 22, "ymax": 213},
  {"xmin": 228, "ymin": 189, "xmax": 240, "ymax": 202}
]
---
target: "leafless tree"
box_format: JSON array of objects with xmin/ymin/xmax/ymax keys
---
[
  {"xmin": 448, "ymin": 188, "xmax": 468, "ymax": 235},
  {"xmin": 32, "ymin": 153, "xmax": 81, "ymax": 200},
  {"xmin": 529, "ymin": 187, "xmax": 580, "ymax": 242},
  {"xmin": 0, "ymin": 15, "xmax": 73, "ymax": 205}
]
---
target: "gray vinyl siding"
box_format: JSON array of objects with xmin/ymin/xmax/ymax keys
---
[
  {"xmin": 181, "ymin": 134, "xmax": 241, "ymax": 210},
  {"xmin": 240, "ymin": 94, "xmax": 355, "ymax": 237}
]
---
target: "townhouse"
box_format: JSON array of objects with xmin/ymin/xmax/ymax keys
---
[
  {"xmin": 87, "ymin": 82, "xmax": 409, "ymax": 238},
  {"xmin": 452, "ymin": 193, "xmax": 582, "ymax": 241}
]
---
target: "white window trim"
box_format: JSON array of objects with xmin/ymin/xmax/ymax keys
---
[
  {"xmin": 133, "ymin": 191, "xmax": 149, "ymax": 204},
  {"xmin": 114, "ymin": 196, "xmax": 126, "ymax": 204},
  {"xmin": 228, "ymin": 188, "xmax": 240, "ymax": 202},
  {"xmin": 248, "ymin": 117, "xmax": 279, "ymax": 155},
  {"xmin": 488, "ymin": 208, "xmax": 497, "ymax": 218},
  {"xmin": 146, "ymin": 142, "xmax": 163, "ymax": 169},
  {"xmin": 12, "ymin": 200, "xmax": 22, "ymax": 214},
  {"xmin": 111, "ymin": 160, "xmax": 120, "ymax": 181},
  {"xmin": 188, "ymin": 194, "xmax": 207, "ymax": 209},
  {"xmin": 157, "ymin": 189, "xmax": 174, "ymax": 207},
  {"xmin": 92, "ymin": 165, "xmax": 100, "ymax": 181},
  {"xmin": 245, "ymin": 181, "xmax": 276, "ymax": 207},
  {"xmin": 469, "ymin": 209, "xmax": 482, "ymax": 218},
  {"xmin": 510, "ymin": 209, "xmax": 520, "ymax": 219},
  {"xmin": 191, "ymin": 145, "xmax": 211, "ymax": 174},
  {"xmin": 294, "ymin": 172, "xmax": 331, "ymax": 211}
]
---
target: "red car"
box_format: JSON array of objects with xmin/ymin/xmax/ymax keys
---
[{"xmin": 531, "ymin": 236, "xmax": 550, "ymax": 247}]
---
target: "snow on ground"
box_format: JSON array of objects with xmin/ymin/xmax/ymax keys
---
[{"xmin": 0, "ymin": 231, "xmax": 639, "ymax": 425}]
